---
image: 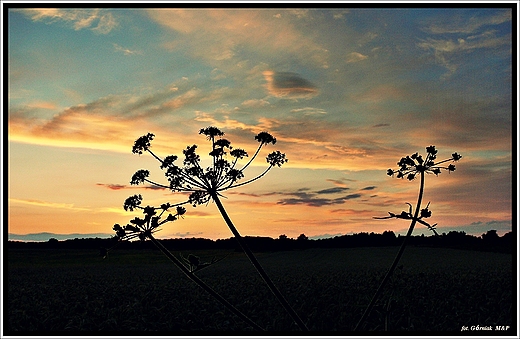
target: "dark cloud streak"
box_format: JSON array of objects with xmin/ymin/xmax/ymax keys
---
[
  {"xmin": 316, "ymin": 187, "xmax": 350, "ymax": 194},
  {"xmin": 277, "ymin": 192, "xmax": 362, "ymax": 207},
  {"xmin": 96, "ymin": 183, "xmax": 166, "ymax": 191},
  {"xmin": 263, "ymin": 71, "xmax": 319, "ymax": 98}
]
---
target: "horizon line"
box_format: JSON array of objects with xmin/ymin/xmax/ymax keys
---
[{"xmin": 7, "ymin": 228, "xmax": 512, "ymax": 243}]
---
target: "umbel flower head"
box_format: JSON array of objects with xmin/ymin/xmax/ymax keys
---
[
  {"xmin": 387, "ymin": 145, "xmax": 462, "ymax": 181},
  {"xmin": 378, "ymin": 145, "xmax": 462, "ymax": 234},
  {"xmin": 129, "ymin": 126, "xmax": 288, "ymax": 207},
  {"xmin": 113, "ymin": 195, "xmax": 186, "ymax": 241}
]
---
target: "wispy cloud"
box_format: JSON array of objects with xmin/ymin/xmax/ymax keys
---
[
  {"xmin": 15, "ymin": 8, "xmax": 118, "ymax": 34},
  {"xmin": 8, "ymin": 102, "xmax": 140, "ymax": 153},
  {"xmin": 192, "ymin": 110, "xmax": 398, "ymax": 171},
  {"xmin": 451, "ymin": 220, "xmax": 512, "ymax": 236},
  {"xmin": 8, "ymin": 232, "xmax": 113, "ymax": 242},
  {"xmin": 423, "ymin": 10, "xmax": 511, "ymax": 34},
  {"xmin": 7, "ymin": 83, "xmax": 225, "ymax": 153},
  {"xmin": 290, "ymin": 107, "xmax": 326, "ymax": 115},
  {"xmin": 346, "ymin": 52, "xmax": 368, "ymax": 63},
  {"xmin": 278, "ymin": 193, "xmax": 362, "ymax": 207},
  {"xmin": 148, "ymin": 9, "xmax": 329, "ymax": 69},
  {"xmin": 372, "ymin": 123, "xmax": 390, "ymax": 128},
  {"xmin": 96, "ymin": 183, "xmax": 166, "ymax": 191},
  {"xmin": 241, "ymin": 99, "xmax": 271, "ymax": 108},
  {"xmin": 418, "ymin": 10, "xmax": 511, "ymax": 78},
  {"xmin": 113, "ymin": 43, "xmax": 142, "ymax": 55},
  {"xmin": 163, "ymin": 231, "xmax": 204, "ymax": 238},
  {"xmin": 352, "ymin": 84, "xmax": 404, "ymax": 103},
  {"xmin": 316, "ymin": 187, "xmax": 350, "ymax": 195},
  {"xmin": 9, "ymin": 198, "xmax": 90, "ymax": 211}
]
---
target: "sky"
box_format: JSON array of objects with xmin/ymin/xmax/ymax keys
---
[{"xmin": 6, "ymin": 6, "xmax": 514, "ymax": 241}]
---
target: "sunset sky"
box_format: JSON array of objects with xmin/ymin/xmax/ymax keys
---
[{"xmin": 7, "ymin": 7, "xmax": 513, "ymax": 241}]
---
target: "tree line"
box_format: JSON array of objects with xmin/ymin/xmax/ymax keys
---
[{"xmin": 7, "ymin": 230, "xmax": 513, "ymax": 254}]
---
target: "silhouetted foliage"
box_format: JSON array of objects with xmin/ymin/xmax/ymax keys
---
[
  {"xmin": 356, "ymin": 146, "xmax": 462, "ymax": 331},
  {"xmin": 111, "ymin": 126, "xmax": 304, "ymax": 331}
]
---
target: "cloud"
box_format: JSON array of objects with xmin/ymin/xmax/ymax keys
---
[
  {"xmin": 96, "ymin": 183, "xmax": 166, "ymax": 191},
  {"xmin": 423, "ymin": 10, "xmax": 511, "ymax": 34},
  {"xmin": 352, "ymin": 84, "xmax": 404, "ymax": 103},
  {"xmin": 289, "ymin": 10, "xmax": 310, "ymax": 19},
  {"xmin": 16, "ymin": 8, "xmax": 117, "ymax": 34},
  {"xmin": 277, "ymin": 187, "xmax": 363, "ymax": 207},
  {"xmin": 309, "ymin": 233, "xmax": 345, "ymax": 240},
  {"xmin": 433, "ymin": 220, "xmax": 511, "ymax": 237},
  {"xmin": 316, "ymin": 187, "xmax": 350, "ymax": 195},
  {"xmin": 278, "ymin": 193, "xmax": 362, "ymax": 207},
  {"xmin": 113, "ymin": 43, "xmax": 142, "ymax": 56},
  {"xmin": 417, "ymin": 14, "xmax": 511, "ymax": 78},
  {"xmin": 330, "ymin": 208, "xmax": 375, "ymax": 216},
  {"xmin": 165, "ymin": 231, "xmax": 204, "ymax": 238},
  {"xmin": 417, "ymin": 32, "xmax": 510, "ymax": 55},
  {"xmin": 290, "ymin": 107, "xmax": 327, "ymax": 115},
  {"xmin": 98, "ymin": 183, "xmax": 126, "ymax": 190},
  {"xmin": 24, "ymin": 101, "xmax": 59, "ymax": 110},
  {"xmin": 361, "ymin": 186, "xmax": 377, "ymax": 191},
  {"xmin": 9, "ymin": 198, "xmax": 90, "ymax": 211},
  {"xmin": 192, "ymin": 110, "xmax": 398, "ymax": 171},
  {"xmin": 8, "ymin": 232, "xmax": 113, "ymax": 242},
  {"xmin": 8, "ymin": 100, "xmax": 141, "ymax": 152},
  {"xmin": 333, "ymin": 10, "xmax": 350, "ymax": 20},
  {"xmin": 263, "ymin": 71, "xmax": 319, "ymax": 99},
  {"xmin": 228, "ymin": 185, "xmax": 366, "ymax": 208},
  {"xmin": 346, "ymin": 52, "xmax": 368, "ymax": 63},
  {"xmin": 326, "ymin": 178, "xmax": 356, "ymax": 187},
  {"xmin": 8, "ymin": 83, "xmax": 223, "ymax": 153},
  {"xmin": 409, "ymin": 95, "xmax": 511, "ymax": 151},
  {"xmin": 186, "ymin": 211, "xmax": 215, "ymax": 218},
  {"xmin": 148, "ymin": 9, "xmax": 328, "ymax": 69},
  {"xmin": 228, "ymin": 191, "xmax": 277, "ymax": 198},
  {"xmin": 241, "ymin": 99, "xmax": 271, "ymax": 108}
]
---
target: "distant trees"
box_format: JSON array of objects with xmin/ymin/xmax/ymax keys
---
[
  {"xmin": 297, "ymin": 234, "xmax": 308, "ymax": 241},
  {"xmin": 8, "ymin": 230, "xmax": 513, "ymax": 254},
  {"xmin": 482, "ymin": 229, "xmax": 499, "ymax": 244}
]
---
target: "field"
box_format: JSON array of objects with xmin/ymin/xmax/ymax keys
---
[{"xmin": 6, "ymin": 246, "xmax": 515, "ymax": 334}]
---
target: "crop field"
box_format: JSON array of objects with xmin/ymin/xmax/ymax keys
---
[{"xmin": 6, "ymin": 246, "xmax": 515, "ymax": 334}]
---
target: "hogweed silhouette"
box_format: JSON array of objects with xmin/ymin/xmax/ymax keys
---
[
  {"xmin": 112, "ymin": 194, "xmax": 262, "ymax": 330},
  {"xmin": 114, "ymin": 126, "xmax": 307, "ymax": 331},
  {"xmin": 354, "ymin": 145, "xmax": 462, "ymax": 331}
]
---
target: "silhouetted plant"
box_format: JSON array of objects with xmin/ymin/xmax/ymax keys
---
[
  {"xmin": 123, "ymin": 126, "xmax": 307, "ymax": 331},
  {"xmin": 112, "ymin": 195, "xmax": 263, "ymax": 330},
  {"xmin": 354, "ymin": 146, "xmax": 462, "ymax": 331}
]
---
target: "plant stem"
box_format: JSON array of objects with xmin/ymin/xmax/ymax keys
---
[
  {"xmin": 147, "ymin": 234, "xmax": 264, "ymax": 331},
  {"xmin": 211, "ymin": 192, "xmax": 309, "ymax": 331},
  {"xmin": 354, "ymin": 171, "xmax": 425, "ymax": 331}
]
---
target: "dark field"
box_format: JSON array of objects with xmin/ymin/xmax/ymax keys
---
[{"xmin": 6, "ymin": 246, "xmax": 515, "ymax": 334}]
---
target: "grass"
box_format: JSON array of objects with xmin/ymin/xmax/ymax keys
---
[{"xmin": 6, "ymin": 246, "xmax": 514, "ymax": 333}]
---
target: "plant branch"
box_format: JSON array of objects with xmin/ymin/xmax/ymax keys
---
[
  {"xmin": 239, "ymin": 144, "xmax": 263, "ymax": 172},
  {"xmin": 354, "ymin": 171, "xmax": 425, "ymax": 331},
  {"xmin": 220, "ymin": 166, "xmax": 273, "ymax": 191},
  {"xmin": 210, "ymin": 192, "xmax": 308, "ymax": 331},
  {"xmin": 147, "ymin": 149, "xmax": 164, "ymax": 165},
  {"xmin": 147, "ymin": 234, "xmax": 264, "ymax": 331},
  {"xmin": 143, "ymin": 178, "xmax": 171, "ymax": 190}
]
